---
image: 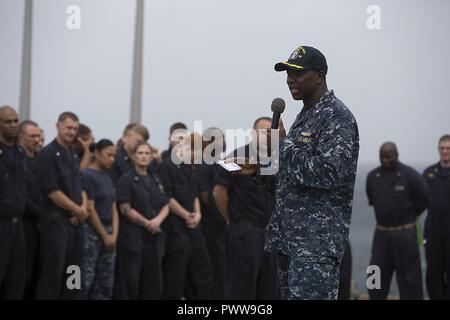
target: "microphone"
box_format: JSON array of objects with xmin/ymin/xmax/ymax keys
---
[{"xmin": 271, "ymin": 98, "xmax": 285, "ymax": 129}]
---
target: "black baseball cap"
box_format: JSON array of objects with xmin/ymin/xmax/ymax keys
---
[{"xmin": 274, "ymin": 46, "xmax": 328, "ymax": 74}]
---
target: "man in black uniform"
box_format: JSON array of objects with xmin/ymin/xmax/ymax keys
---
[
  {"xmin": 423, "ymin": 134, "xmax": 450, "ymax": 299},
  {"xmin": 0, "ymin": 106, "xmax": 27, "ymax": 299},
  {"xmin": 197, "ymin": 127, "xmax": 227, "ymax": 299},
  {"xmin": 366, "ymin": 142, "xmax": 430, "ymax": 300},
  {"xmin": 18, "ymin": 120, "xmax": 43, "ymax": 299},
  {"xmin": 72, "ymin": 123, "xmax": 94, "ymax": 171},
  {"xmin": 213, "ymin": 117, "xmax": 279, "ymax": 300},
  {"xmin": 109, "ymin": 123, "xmax": 149, "ymax": 186},
  {"xmin": 34, "ymin": 112, "xmax": 89, "ymax": 300},
  {"xmin": 161, "ymin": 122, "xmax": 188, "ymax": 161},
  {"xmin": 158, "ymin": 133, "xmax": 213, "ymax": 299}
]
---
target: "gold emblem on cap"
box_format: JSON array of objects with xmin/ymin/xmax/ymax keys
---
[{"xmin": 290, "ymin": 46, "xmax": 306, "ymax": 60}]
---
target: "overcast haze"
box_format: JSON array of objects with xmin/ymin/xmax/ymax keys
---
[
  {"xmin": 1, "ymin": 0, "xmax": 450, "ymax": 166},
  {"xmin": 2, "ymin": 0, "xmax": 449, "ymax": 297}
]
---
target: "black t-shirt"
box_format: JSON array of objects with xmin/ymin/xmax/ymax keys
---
[
  {"xmin": 423, "ymin": 163, "xmax": 450, "ymax": 224},
  {"xmin": 0, "ymin": 143, "xmax": 27, "ymax": 217},
  {"xmin": 35, "ymin": 139, "xmax": 83, "ymax": 214},
  {"xmin": 1, "ymin": 144, "xmax": 16, "ymax": 163},
  {"xmin": 116, "ymin": 169, "xmax": 169, "ymax": 220},
  {"xmin": 24, "ymin": 156, "xmax": 43, "ymax": 220},
  {"xmin": 158, "ymin": 158, "xmax": 199, "ymax": 213},
  {"xmin": 366, "ymin": 163, "xmax": 430, "ymax": 226},
  {"xmin": 196, "ymin": 162, "xmax": 225, "ymax": 225},
  {"xmin": 197, "ymin": 162, "xmax": 221, "ymax": 193},
  {"xmin": 83, "ymin": 168, "xmax": 115, "ymax": 223},
  {"xmin": 214, "ymin": 144, "xmax": 274, "ymax": 227}
]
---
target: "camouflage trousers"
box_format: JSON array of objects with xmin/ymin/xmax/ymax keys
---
[
  {"xmin": 278, "ymin": 254, "xmax": 340, "ymax": 300},
  {"xmin": 83, "ymin": 223, "xmax": 116, "ymax": 300}
]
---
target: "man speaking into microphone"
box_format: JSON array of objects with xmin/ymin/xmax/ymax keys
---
[{"xmin": 235, "ymin": 46, "xmax": 359, "ymax": 299}]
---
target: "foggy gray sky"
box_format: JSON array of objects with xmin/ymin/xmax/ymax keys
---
[{"xmin": 1, "ymin": 0, "xmax": 449, "ymax": 166}]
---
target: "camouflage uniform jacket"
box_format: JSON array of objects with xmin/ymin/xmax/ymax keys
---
[{"xmin": 256, "ymin": 90, "xmax": 359, "ymax": 262}]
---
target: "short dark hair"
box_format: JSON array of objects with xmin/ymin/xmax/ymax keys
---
[
  {"xmin": 89, "ymin": 139, "xmax": 114, "ymax": 153},
  {"xmin": 439, "ymin": 134, "xmax": 450, "ymax": 144},
  {"xmin": 58, "ymin": 111, "xmax": 79, "ymax": 123},
  {"xmin": 78, "ymin": 123, "xmax": 91, "ymax": 137},
  {"xmin": 253, "ymin": 116, "xmax": 272, "ymax": 129},
  {"xmin": 170, "ymin": 122, "xmax": 187, "ymax": 135},
  {"xmin": 18, "ymin": 120, "xmax": 39, "ymax": 135}
]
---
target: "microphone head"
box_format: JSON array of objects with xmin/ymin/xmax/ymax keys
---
[{"xmin": 271, "ymin": 98, "xmax": 285, "ymax": 113}]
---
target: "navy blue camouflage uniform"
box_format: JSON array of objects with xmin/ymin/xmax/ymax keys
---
[{"xmin": 255, "ymin": 90, "xmax": 359, "ymax": 300}]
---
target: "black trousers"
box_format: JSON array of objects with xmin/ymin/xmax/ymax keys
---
[
  {"xmin": 368, "ymin": 228, "xmax": 423, "ymax": 300},
  {"xmin": 0, "ymin": 216, "xmax": 26, "ymax": 299},
  {"xmin": 424, "ymin": 221, "xmax": 450, "ymax": 299},
  {"xmin": 34, "ymin": 211, "xmax": 84, "ymax": 300},
  {"xmin": 23, "ymin": 217, "xmax": 40, "ymax": 300},
  {"xmin": 184, "ymin": 228, "xmax": 214, "ymax": 300},
  {"xmin": 114, "ymin": 231, "xmax": 165, "ymax": 300},
  {"xmin": 224, "ymin": 221, "xmax": 280, "ymax": 300},
  {"xmin": 338, "ymin": 241, "xmax": 352, "ymax": 300},
  {"xmin": 163, "ymin": 226, "xmax": 213, "ymax": 300},
  {"xmin": 201, "ymin": 211, "xmax": 226, "ymax": 299}
]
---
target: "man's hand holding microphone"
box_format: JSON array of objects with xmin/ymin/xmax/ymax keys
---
[{"xmin": 225, "ymin": 98, "xmax": 286, "ymax": 176}]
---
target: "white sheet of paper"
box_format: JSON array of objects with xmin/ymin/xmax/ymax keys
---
[{"xmin": 218, "ymin": 160, "xmax": 242, "ymax": 172}]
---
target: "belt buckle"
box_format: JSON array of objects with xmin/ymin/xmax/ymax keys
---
[{"xmin": 12, "ymin": 217, "xmax": 19, "ymax": 224}]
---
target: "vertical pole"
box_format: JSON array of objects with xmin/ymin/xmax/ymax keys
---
[
  {"xmin": 19, "ymin": 0, "xmax": 33, "ymax": 120},
  {"xmin": 130, "ymin": 0, "xmax": 144, "ymax": 123}
]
